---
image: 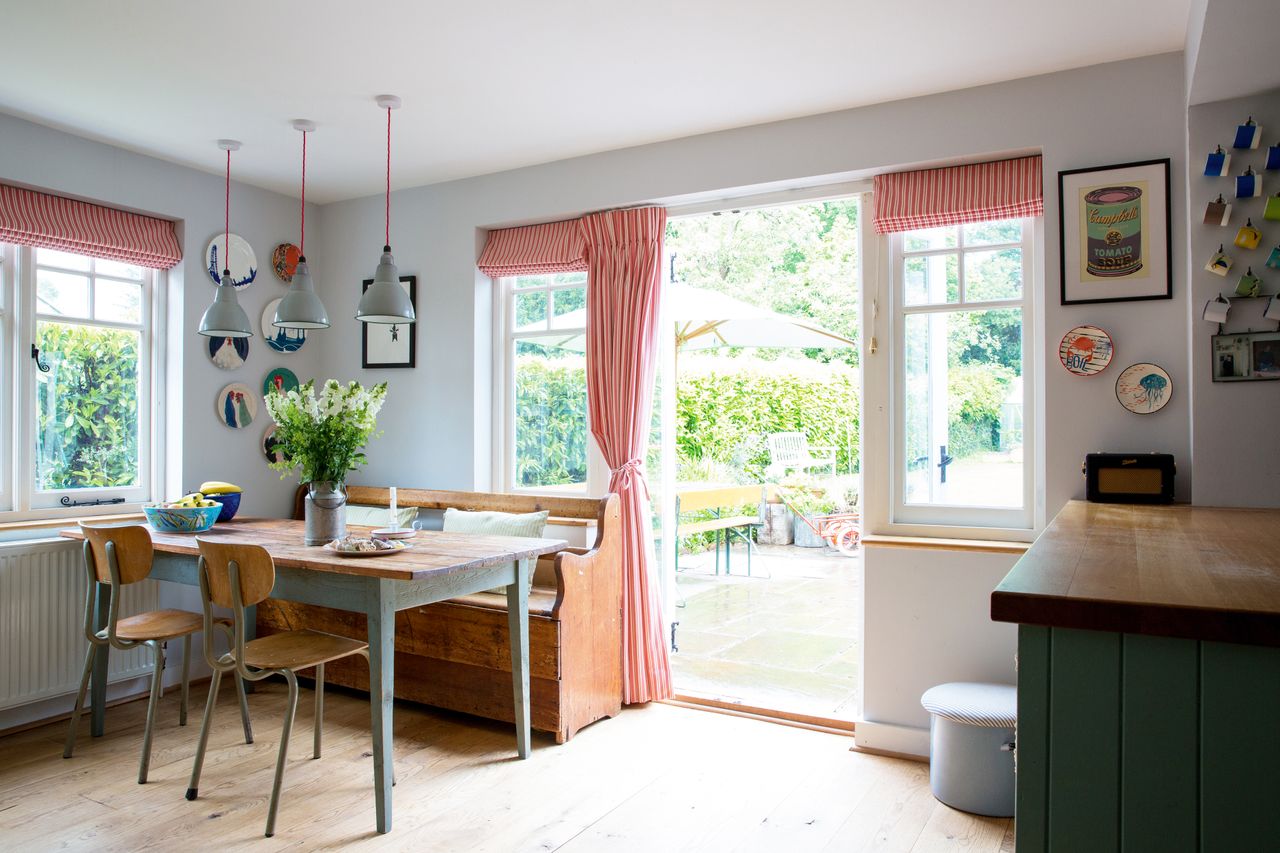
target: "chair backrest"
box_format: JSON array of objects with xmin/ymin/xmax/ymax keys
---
[
  {"xmin": 767, "ymin": 432, "xmax": 810, "ymax": 464},
  {"xmin": 195, "ymin": 538, "xmax": 276, "ymax": 609},
  {"xmin": 80, "ymin": 523, "xmax": 153, "ymax": 585}
]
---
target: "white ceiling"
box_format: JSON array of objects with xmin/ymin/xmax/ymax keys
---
[{"xmin": 0, "ymin": 1, "xmax": 1190, "ymax": 204}]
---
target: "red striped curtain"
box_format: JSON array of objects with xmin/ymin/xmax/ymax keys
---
[
  {"xmin": 872, "ymin": 155, "xmax": 1043, "ymax": 234},
  {"xmin": 581, "ymin": 206, "xmax": 673, "ymax": 705},
  {"xmin": 477, "ymin": 219, "xmax": 587, "ymax": 277},
  {"xmin": 0, "ymin": 184, "xmax": 181, "ymax": 268}
]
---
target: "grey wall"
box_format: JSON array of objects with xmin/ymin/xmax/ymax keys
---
[
  {"xmin": 0, "ymin": 112, "xmax": 322, "ymax": 518},
  {"xmin": 315, "ymin": 52, "xmax": 1192, "ymax": 519},
  {"xmin": 1187, "ymin": 91, "xmax": 1280, "ymax": 507}
]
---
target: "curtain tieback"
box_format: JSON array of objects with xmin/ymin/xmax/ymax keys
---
[{"xmin": 610, "ymin": 459, "xmax": 645, "ymax": 491}]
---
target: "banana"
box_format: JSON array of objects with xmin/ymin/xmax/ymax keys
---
[{"xmin": 199, "ymin": 481, "xmax": 242, "ymax": 495}]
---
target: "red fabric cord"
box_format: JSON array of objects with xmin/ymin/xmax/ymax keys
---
[
  {"xmin": 300, "ymin": 130, "xmax": 307, "ymax": 254},
  {"xmin": 224, "ymin": 148, "xmax": 231, "ymax": 274},
  {"xmin": 385, "ymin": 107, "xmax": 391, "ymax": 247}
]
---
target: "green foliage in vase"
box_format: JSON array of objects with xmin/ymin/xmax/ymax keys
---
[
  {"xmin": 35, "ymin": 322, "xmax": 141, "ymax": 490},
  {"xmin": 264, "ymin": 380, "xmax": 388, "ymax": 484}
]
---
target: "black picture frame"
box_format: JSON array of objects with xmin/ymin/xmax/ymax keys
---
[
  {"xmin": 1211, "ymin": 330, "xmax": 1280, "ymax": 382},
  {"xmin": 1059, "ymin": 158, "xmax": 1172, "ymax": 305},
  {"xmin": 360, "ymin": 275, "xmax": 416, "ymax": 368}
]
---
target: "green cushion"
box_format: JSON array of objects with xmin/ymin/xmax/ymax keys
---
[
  {"xmin": 442, "ymin": 508, "xmax": 550, "ymax": 593},
  {"xmin": 346, "ymin": 504, "xmax": 418, "ymax": 528}
]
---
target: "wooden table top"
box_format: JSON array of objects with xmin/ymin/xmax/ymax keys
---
[
  {"xmin": 60, "ymin": 518, "xmax": 567, "ymax": 582},
  {"xmin": 991, "ymin": 501, "xmax": 1280, "ymax": 647}
]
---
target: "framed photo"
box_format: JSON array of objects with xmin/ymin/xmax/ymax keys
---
[
  {"xmin": 1059, "ymin": 158, "xmax": 1172, "ymax": 305},
  {"xmin": 1212, "ymin": 331, "xmax": 1280, "ymax": 382},
  {"xmin": 360, "ymin": 275, "xmax": 416, "ymax": 368}
]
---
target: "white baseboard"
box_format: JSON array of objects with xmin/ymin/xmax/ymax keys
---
[{"xmin": 853, "ymin": 720, "xmax": 930, "ymax": 760}]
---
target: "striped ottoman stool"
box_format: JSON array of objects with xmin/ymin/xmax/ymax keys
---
[{"xmin": 920, "ymin": 682, "xmax": 1016, "ymax": 817}]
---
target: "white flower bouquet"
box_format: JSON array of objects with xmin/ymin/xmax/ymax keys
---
[{"xmin": 263, "ymin": 379, "xmax": 388, "ymax": 484}]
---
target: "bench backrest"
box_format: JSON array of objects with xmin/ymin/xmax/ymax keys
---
[
  {"xmin": 294, "ymin": 484, "xmax": 609, "ymax": 524},
  {"xmin": 676, "ymin": 485, "xmax": 766, "ymax": 515},
  {"xmin": 767, "ymin": 432, "xmax": 812, "ymax": 464}
]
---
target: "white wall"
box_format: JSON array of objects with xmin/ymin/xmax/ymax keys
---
[
  {"xmin": 0, "ymin": 112, "xmax": 322, "ymax": 518},
  {"xmin": 1186, "ymin": 90, "xmax": 1280, "ymax": 507},
  {"xmin": 857, "ymin": 545, "xmax": 1019, "ymax": 756}
]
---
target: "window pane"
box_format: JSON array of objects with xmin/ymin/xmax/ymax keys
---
[
  {"xmin": 35, "ymin": 321, "xmax": 141, "ymax": 491},
  {"xmin": 36, "ymin": 269, "xmax": 90, "ymax": 318},
  {"xmin": 36, "ymin": 248, "xmax": 91, "ymax": 271},
  {"xmin": 964, "ymin": 248, "xmax": 1022, "ymax": 301},
  {"xmin": 514, "ymin": 289, "xmax": 548, "ymax": 330},
  {"xmin": 903, "ymin": 225, "xmax": 957, "ymax": 252},
  {"xmin": 962, "ymin": 220, "xmax": 1023, "ymax": 246},
  {"xmin": 95, "ymin": 279, "xmax": 143, "ymax": 324},
  {"xmin": 903, "ymin": 254, "xmax": 958, "ymax": 306},
  {"xmin": 514, "ymin": 339, "xmax": 587, "ymax": 489},
  {"xmin": 550, "ymin": 286, "xmax": 586, "ymax": 329},
  {"xmin": 514, "ymin": 275, "xmax": 547, "ymax": 289},
  {"xmin": 903, "ymin": 308, "xmax": 1022, "ymax": 509},
  {"xmin": 94, "ymin": 259, "xmax": 145, "ymax": 281}
]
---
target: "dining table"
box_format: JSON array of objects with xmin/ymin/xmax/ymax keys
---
[{"xmin": 60, "ymin": 518, "xmax": 568, "ymax": 834}]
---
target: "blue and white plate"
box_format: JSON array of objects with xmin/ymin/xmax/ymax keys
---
[
  {"xmin": 205, "ymin": 233, "xmax": 258, "ymax": 289},
  {"xmin": 261, "ymin": 298, "xmax": 307, "ymax": 354}
]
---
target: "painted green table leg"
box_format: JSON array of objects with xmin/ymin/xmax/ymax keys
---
[
  {"xmin": 507, "ymin": 558, "xmax": 532, "ymax": 759},
  {"xmin": 366, "ymin": 579, "xmax": 395, "ymax": 834},
  {"xmin": 90, "ymin": 581, "xmax": 111, "ymax": 737}
]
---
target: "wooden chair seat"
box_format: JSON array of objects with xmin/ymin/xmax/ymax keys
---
[
  {"xmin": 113, "ymin": 608, "xmax": 205, "ymax": 641},
  {"xmin": 446, "ymin": 586, "xmax": 559, "ymax": 617},
  {"xmin": 242, "ymin": 630, "xmax": 369, "ymax": 671}
]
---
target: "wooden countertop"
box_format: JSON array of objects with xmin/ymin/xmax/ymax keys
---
[{"xmin": 991, "ymin": 501, "xmax": 1280, "ymax": 647}]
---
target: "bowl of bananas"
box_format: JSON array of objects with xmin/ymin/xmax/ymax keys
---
[
  {"xmin": 143, "ymin": 495, "xmax": 223, "ymax": 533},
  {"xmin": 199, "ymin": 481, "xmax": 243, "ymax": 522}
]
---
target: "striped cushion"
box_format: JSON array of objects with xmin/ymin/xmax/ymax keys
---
[
  {"xmin": 442, "ymin": 508, "xmax": 550, "ymax": 593},
  {"xmin": 921, "ymin": 682, "xmax": 1016, "ymax": 728}
]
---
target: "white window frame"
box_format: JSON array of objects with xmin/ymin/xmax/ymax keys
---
[
  {"xmin": 492, "ymin": 272, "xmax": 608, "ymax": 496},
  {"xmin": 3, "ymin": 244, "xmax": 166, "ymax": 521},
  {"xmin": 0, "ymin": 245, "xmax": 13, "ymax": 514},
  {"xmin": 862, "ymin": 213, "xmax": 1040, "ymax": 539}
]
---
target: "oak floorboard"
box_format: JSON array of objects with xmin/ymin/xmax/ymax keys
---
[{"xmin": 1, "ymin": 687, "xmax": 1007, "ymax": 853}]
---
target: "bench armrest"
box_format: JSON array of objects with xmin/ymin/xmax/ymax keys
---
[{"xmin": 550, "ymin": 495, "xmax": 622, "ymax": 620}]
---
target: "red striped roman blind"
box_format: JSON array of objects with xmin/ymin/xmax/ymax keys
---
[
  {"xmin": 476, "ymin": 219, "xmax": 587, "ymax": 277},
  {"xmin": 0, "ymin": 184, "xmax": 182, "ymax": 269},
  {"xmin": 872, "ymin": 155, "xmax": 1043, "ymax": 234}
]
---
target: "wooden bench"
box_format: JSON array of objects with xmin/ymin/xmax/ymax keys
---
[
  {"xmin": 257, "ymin": 486, "xmax": 622, "ymax": 744},
  {"xmin": 673, "ymin": 485, "xmax": 768, "ymax": 576}
]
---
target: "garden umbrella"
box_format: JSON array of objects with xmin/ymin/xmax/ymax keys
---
[{"xmin": 515, "ymin": 282, "xmax": 855, "ymax": 351}]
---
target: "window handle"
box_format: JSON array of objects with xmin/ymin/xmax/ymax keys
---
[{"xmin": 31, "ymin": 344, "xmax": 50, "ymax": 373}]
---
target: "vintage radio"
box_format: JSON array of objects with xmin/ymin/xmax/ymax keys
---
[{"xmin": 1083, "ymin": 453, "xmax": 1176, "ymax": 504}]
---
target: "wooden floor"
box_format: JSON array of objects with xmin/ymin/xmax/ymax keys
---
[{"xmin": 0, "ymin": 682, "xmax": 1013, "ymax": 851}]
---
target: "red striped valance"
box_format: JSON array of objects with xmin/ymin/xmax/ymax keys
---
[
  {"xmin": 0, "ymin": 184, "xmax": 182, "ymax": 269},
  {"xmin": 873, "ymin": 155, "xmax": 1043, "ymax": 234},
  {"xmin": 477, "ymin": 219, "xmax": 587, "ymax": 277}
]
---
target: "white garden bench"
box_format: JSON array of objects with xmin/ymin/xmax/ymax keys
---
[{"xmin": 765, "ymin": 432, "xmax": 837, "ymax": 479}]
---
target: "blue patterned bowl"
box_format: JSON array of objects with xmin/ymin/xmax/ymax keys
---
[
  {"xmin": 143, "ymin": 504, "xmax": 221, "ymax": 533},
  {"xmin": 210, "ymin": 491, "xmax": 241, "ymax": 522}
]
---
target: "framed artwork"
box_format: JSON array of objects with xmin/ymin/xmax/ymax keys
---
[
  {"xmin": 1059, "ymin": 159, "xmax": 1172, "ymax": 305},
  {"xmin": 1212, "ymin": 331, "xmax": 1280, "ymax": 382},
  {"xmin": 361, "ymin": 275, "xmax": 416, "ymax": 368}
]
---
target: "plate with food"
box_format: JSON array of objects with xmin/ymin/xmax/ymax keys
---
[{"xmin": 323, "ymin": 536, "xmax": 413, "ymax": 557}]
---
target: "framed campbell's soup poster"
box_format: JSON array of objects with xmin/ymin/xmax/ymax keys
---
[{"xmin": 1059, "ymin": 158, "xmax": 1172, "ymax": 305}]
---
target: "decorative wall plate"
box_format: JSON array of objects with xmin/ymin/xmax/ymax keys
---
[
  {"xmin": 272, "ymin": 242, "xmax": 300, "ymax": 283},
  {"xmin": 1058, "ymin": 325, "xmax": 1114, "ymax": 376},
  {"xmin": 261, "ymin": 298, "xmax": 307, "ymax": 354},
  {"xmin": 1115, "ymin": 363, "xmax": 1171, "ymax": 414},
  {"xmin": 262, "ymin": 425, "xmax": 288, "ymax": 464},
  {"xmin": 207, "ymin": 334, "xmax": 248, "ymax": 370},
  {"xmin": 262, "ymin": 366, "xmax": 300, "ymax": 397},
  {"xmin": 205, "ymin": 233, "xmax": 258, "ymax": 289},
  {"xmin": 216, "ymin": 383, "xmax": 257, "ymax": 429}
]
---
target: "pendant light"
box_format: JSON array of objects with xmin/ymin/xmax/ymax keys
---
[
  {"xmin": 356, "ymin": 95, "xmax": 416, "ymax": 325},
  {"xmin": 274, "ymin": 120, "xmax": 330, "ymax": 329},
  {"xmin": 198, "ymin": 140, "xmax": 254, "ymax": 338}
]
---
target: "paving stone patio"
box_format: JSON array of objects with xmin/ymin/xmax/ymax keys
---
[{"xmin": 670, "ymin": 541, "xmax": 861, "ymax": 722}]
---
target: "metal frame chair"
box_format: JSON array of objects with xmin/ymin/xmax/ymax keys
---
[
  {"xmin": 63, "ymin": 523, "xmax": 251, "ymax": 784},
  {"xmin": 187, "ymin": 538, "xmax": 370, "ymax": 838}
]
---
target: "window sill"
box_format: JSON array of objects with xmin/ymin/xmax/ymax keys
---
[
  {"xmin": 0, "ymin": 508, "xmax": 147, "ymax": 535},
  {"xmin": 861, "ymin": 533, "xmax": 1029, "ymax": 555}
]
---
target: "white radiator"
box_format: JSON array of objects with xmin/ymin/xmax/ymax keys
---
[{"xmin": 0, "ymin": 538, "xmax": 160, "ymax": 710}]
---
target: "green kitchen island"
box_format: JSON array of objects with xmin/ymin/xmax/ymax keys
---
[{"xmin": 991, "ymin": 501, "xmax": 1280, "ymax": 853}]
